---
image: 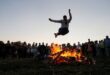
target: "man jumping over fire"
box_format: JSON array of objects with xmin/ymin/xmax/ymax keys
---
[{"xmin": 49, "ymin": 9, "xmax": 72, "ymax": 38}]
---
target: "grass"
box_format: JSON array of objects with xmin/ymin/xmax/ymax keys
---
[{"xmin": 0, "ymin": 57, "xmax": 110, "ymax": 75}]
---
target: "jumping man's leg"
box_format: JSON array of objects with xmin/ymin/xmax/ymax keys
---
[
  {"xmin": 54, "ymin": 28, "xmax": 69, "ymax": 38},
  {"xmin": 54, "ymin": 33, "xmax": 59, "ymax": 38}
]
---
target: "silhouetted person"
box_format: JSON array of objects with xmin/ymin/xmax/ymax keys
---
[
  {"xmin": 0, "ymin": 41, "xmax": 5, "ymax": 58},
  {"xmin": 94, "ymin": 40, "xmax": 100, "ymax": 57},
  {"xmin": 72, "ymin": 43, "xmax": 77, "ymax": 49},
  {"xmin": 5, "ymin": 40, "xmax": 11, "ymax": 58},
  {"xmin": 37, "ymin": 42, "xmax": 47, "ymax": 60},
  {"xmin": 104, "ymin": 35, "xmax": 110, "ymax": 57},
  {"xmin": 49, "ymin": 9, "xmax": 72, "ymax": 38},
  {"xmin": 81, "ymin": 43, "xmax": 86, "ymax": 56},
  {"xmin": 99, "ymin": 40, "xmax": 105, "ymax": 57},
  {"xmin": 87, "ymin": 39, "xmax": 96, "ymax": 64}
]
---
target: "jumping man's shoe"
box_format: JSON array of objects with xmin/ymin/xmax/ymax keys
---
[{"xmin": 54, "ymin": 33, "xmax": 57, "ymax": 38}]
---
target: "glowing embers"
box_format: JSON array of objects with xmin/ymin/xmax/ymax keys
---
[{"xmin": 49, "ymin": 44, "xmax": 85, "ymax": 64}]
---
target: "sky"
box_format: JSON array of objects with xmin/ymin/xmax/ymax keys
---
[{"xmin": 0, "ymin": 0, "xmax": 110, "ymax": 45}]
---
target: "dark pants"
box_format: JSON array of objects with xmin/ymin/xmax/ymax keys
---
[{"xmin": 58, "ymin": 28, "xmax": 69, "ymax": 35}]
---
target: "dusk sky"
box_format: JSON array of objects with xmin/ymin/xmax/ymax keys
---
[{"xmin": 0, "ymin": 0, "xmax": 110, "ymax": 44}]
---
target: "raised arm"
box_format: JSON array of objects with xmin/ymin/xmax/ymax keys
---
[
  {"xmin": 49, "ymin": 18, "xmax": 62, "ymax": 23},
  {"xmin": 68, "ymin": 9, "xmax": 72, "ymax": 22}
]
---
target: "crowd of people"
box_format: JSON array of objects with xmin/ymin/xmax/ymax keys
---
[
  {"xmin": 0, "ymin": 41, "xmax": 50, "ymax": 60},
  {"xmin": 0, "ymin": 36, "xmax": 110, "ymax": 64}
]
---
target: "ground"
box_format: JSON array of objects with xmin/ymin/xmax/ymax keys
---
[{"xmin": 0, "ymin": 58, "xmax": 110, "ymax": 75}]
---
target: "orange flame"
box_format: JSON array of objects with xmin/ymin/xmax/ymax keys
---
[{"xmin": 49, "ymin": 43, "xmax": 85, "ymax": 64}]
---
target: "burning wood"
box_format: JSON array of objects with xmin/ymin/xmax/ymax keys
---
[{"xmin": 49, "ymin": 44, "xmax": 85, "ymax": 64}]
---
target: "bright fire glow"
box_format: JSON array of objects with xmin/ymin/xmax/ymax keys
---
[{"xmin": 49, "ymin": 44, "xmax": 85, "ymax": 64}]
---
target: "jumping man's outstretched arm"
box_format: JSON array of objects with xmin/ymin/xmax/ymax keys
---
[
  {"xmin": 68, "ymin": 9, "xmax": 72, "ymax": 22},
  {"xmin": 49, "ymin": 18, "xmax": 62, "ymax": 23}
]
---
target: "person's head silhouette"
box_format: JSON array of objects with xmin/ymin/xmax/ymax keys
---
[
  {"xmin": 106, "ymin": 35, "xmax": 109, "ymax": 39},
  {"xmin": 63, "ymin": 15, "xmax": 67, "ymax": 20}
]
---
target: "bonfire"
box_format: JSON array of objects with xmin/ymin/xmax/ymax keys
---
[{"xmin": 49, "ymin": 43, "xmax": 86, "ymax": 64}]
